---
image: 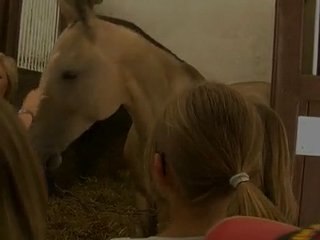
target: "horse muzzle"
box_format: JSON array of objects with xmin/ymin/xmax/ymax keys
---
[
  {"xmin": 45, "ymin": 153, "xmax": 63, "ymax": 171},
  {"xmin": 42, "ymin": 153, "xmax": 63, "ymax": 196}
]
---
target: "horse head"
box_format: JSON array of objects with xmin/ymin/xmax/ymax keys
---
[{"xmin": 31, "ymin": 0, "xmax": 125, "ymax": 173}]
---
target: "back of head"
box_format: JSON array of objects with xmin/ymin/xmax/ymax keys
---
[
  {"xmin": 0, "ymin": 98, "xmax": 47, "ymax": 240},
  {"xmin": 254, "ymin": 103, "xmax": 298, "ymax": 224},
  {"xmin": 146, "ymin": 82, "xmax": 286, "ymax": 222},
  {"xmin": 0, "ymin": 53, "xmax": 18, "ymax": 102}
]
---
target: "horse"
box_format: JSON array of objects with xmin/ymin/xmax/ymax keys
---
[
  {"xmin": 230, "ymin": 81, "xmax": 271, "ymax": 106},
  {"xmin": 30, "ymin": 0, "xmax": 271, "ymax": 236},
  {"xmin": 30, "ymin": 0, "xmax": 205, "ymax": 236}
]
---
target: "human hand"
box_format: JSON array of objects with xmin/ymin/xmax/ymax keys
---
[{"xmin": 21, "ymin": 88, "xmax": 44, "ymax": 116}]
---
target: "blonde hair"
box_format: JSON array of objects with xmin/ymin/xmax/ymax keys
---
[
  {"xmin": 254, "ymin": 103, "xmax": 298, "ymax": 223},
  {"xmin": 145, "ymin": 82, "xmax": 294, "ymax": 223},
  {"xmin": 0, "ymin": 53, "xmax": 18, "ymax": 102},
  {"xmin": 0, "ymin": 98, "xmax": 47, "ymax": 240}
]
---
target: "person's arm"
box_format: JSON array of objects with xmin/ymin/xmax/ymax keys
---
[
  {"xmin": 18, "ymin": 88, "xmax": 42, "ymax": 129},
  {"xmin": 18, "ymin": 109, "xmax": 34, "ymax": 129}
]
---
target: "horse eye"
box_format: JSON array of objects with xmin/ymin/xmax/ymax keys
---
[{"xmin": 62, "ymin": 71, "xmax": 77, "ymax": 81}]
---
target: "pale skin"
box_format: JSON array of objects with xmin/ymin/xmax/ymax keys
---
[
  {"xmin": 0, "ymin": 62, "xmax": 41, "ymax": 127},
  {"xmin": 152, "ymin": 153, "xmax": 229, "ymax": 237},
  {"xmin": 19, "ymin": 89, "xmax": 43, "ymax": 128}
]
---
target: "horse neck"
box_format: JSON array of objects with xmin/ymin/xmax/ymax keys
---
[
  {"xmin": 97, "ymin": 22, "xmax": 204, "ymax": 138},
  {"xmin": 122, "ymin": 50, "xmax": 203, "ymax": 139}
]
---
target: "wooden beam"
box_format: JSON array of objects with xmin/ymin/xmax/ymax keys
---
[
  {"xmin": 271, "ymin": 0, "xmax": 304, "ymax": 158},
  {"xmin": 271, "ymin": 0, "xmax": 305, "ymax": 225},
  {"xmin": 300, "ymin": 75, "xmax": 320, "ymax": 101}
]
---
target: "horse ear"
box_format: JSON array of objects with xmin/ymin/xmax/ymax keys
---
[
  {"xmin": 58, "ymin": 0, "xmax": 95, "ymax": 24},
  {"xmin": 58, "ymin": 0, "xmax": 78, "ymax": 24}
]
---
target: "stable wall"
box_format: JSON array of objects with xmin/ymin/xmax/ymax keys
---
[{"xmin": 95, "ymin": 0, "xmax": 276, "ymax": 84}]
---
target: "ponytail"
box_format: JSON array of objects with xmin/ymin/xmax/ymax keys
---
[
  {"xmin": 228, "ymin": 102, "xmax": 297, "ymax": 224},
  {"xmin": 254, "ymin": 103, "xmax": 298, "ymax": 224},
  {"xmin": 228, "ymin": 181, "xmax": 286, "ymax": 222}
]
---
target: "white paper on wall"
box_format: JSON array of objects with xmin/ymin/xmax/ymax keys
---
[{"xmin": 296, "ymin": 116, "xmax": 320, "ymax": 157}]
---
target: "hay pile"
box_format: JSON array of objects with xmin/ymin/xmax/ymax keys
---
[{"xmin": 47, "ymin": 173, "xmax": 141, "ymax": 240}]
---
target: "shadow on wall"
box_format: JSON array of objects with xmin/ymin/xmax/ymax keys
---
[{"xmin": 16, "ymin": 69, "xmax": 132, "ymax": 188}]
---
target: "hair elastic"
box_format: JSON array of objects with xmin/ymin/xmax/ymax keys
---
[{"xmin": 229, "ymin": 172, "xmax": 250, "ymax": 188}]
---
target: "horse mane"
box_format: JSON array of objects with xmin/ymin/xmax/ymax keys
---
[
  {"xmin": 98, "ymin": 15, "xmax": 205, "ymax": 80},
  {"xmin": 71, "ymin": 0, "xmax": 91, "ymax": 23}
]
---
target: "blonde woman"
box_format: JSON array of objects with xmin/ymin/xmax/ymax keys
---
[
  {"xmin": 0, "ymin": 98, "xmax": 47, "ymax": 240},
  {"xmin": 0, "ymin": 52, "xmax": 42, "ymax": 128},
  {"xmin": 113, "ymin": 82, "xmax": 296, "ymax": 239}
]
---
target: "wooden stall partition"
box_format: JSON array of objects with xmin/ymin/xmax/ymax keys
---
[{"xmin": 272, "ymin": 0, "xmax": 320, "ymax": 226}]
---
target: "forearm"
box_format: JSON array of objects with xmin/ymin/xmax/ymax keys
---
[{"xmin": 18, "ymin": 88, "xmax": 42, "ymax": 128}]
